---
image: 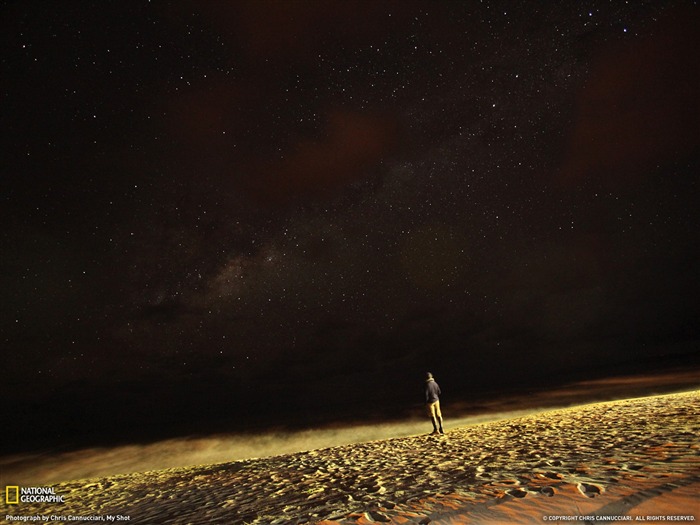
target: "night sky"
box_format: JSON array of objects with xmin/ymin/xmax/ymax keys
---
[{"xmin": 3, "ymin": 1, "xmax": 699, "ymax": 452}]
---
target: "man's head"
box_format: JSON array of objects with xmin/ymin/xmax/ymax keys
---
[{"xmin": 426, "ymin": 372, "xmax": 433, "ymax": 380}]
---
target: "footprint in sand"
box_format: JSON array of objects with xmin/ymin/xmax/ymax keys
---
[
  {"xmin": 540, "ymin": 486, "xmax": 555, "ymax": 497},
  {"xmin": 578, "ymin": 482, "xmax": 603, "ymax": 498},
  {"xmin": 498, "ymin": 479, "xmax": 520, "ymax": 486},
  {"xmin": 542, "ymin": 471, "xmax": 563, "ymax": 480}
]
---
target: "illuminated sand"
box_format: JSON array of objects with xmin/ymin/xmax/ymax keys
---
[{"xmin": 4, "ymin": 391, "xmax": 699, "ymax": 524}]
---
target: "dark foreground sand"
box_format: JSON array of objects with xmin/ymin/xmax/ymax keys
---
[{"xmin": 3, "ymin": 391, "xmax": 699, "ymax": 524}]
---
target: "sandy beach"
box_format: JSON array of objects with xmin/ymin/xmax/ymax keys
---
[{"xmin": 3, "ymin": 391, "xmax": 699, "ymax": 524}]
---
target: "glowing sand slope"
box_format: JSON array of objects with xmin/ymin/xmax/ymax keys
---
[{"xmin": 3, "ymin": 391, "xmax": 699, "ymax": 524}]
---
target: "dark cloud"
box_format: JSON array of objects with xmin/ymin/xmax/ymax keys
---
[
  {"xmin": 560, "ymin": 5, "xmax": 699, "ymax": 187},
  {"xmin": 245, "ymin": 110, "xmax": 398, "ymax": 204},
  {"xmin": 169, "ymin": 81, "xmax": 258, "ymax": 151},
  {"xmin": 202, "ymin": 0, "xmax": 423, "ymax": 62}
]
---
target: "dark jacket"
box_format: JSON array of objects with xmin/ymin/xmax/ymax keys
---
[{"xmin": 425, "ymin": 379, "xmax": 441, "ymax": 403}]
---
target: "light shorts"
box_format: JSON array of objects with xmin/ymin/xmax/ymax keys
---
[{"xmin": 428, "ymin": 400, "xmax": 442, "ymax": 418}]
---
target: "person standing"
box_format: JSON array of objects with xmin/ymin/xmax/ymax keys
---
[{"xmin": 425, "ymin": 372, "xmax": 444, "ymax": 434}]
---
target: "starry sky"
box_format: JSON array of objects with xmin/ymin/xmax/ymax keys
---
[{"xmin": 3, "ymin": 1, "xmax": 699, "ymax": 451}]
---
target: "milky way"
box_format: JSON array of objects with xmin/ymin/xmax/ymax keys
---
[{"xmin": 2, "ymin": 1, "xmax": 698, "ymax": 451}]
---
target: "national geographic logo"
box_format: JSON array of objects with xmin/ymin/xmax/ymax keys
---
[
  {"xmin": 5, "ymin": 486, "xmax": 19, "ymax": 504},
  {"xmin": 5, "ymin": 486, "xmax": 65, "ymax": 504}
]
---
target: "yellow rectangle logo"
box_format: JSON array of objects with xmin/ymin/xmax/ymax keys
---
[{"xmin": 6, "ymin": 485, "xmax": 19, "ymax": 504}]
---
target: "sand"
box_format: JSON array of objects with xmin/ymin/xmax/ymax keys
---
[{"xmin": 2, "ymin": 391, "xmax": 699, "ymax": 524}]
